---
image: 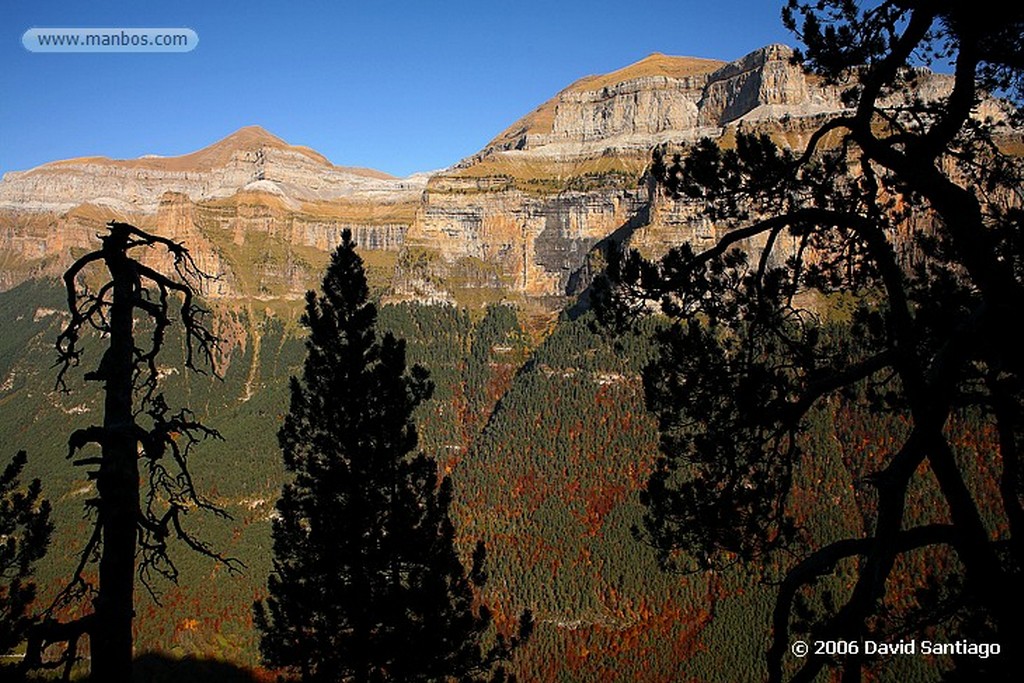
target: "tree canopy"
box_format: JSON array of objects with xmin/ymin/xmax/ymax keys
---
[{"xmin": 596, "ymin": 1, "xmax": 1024, "ymax": 680}]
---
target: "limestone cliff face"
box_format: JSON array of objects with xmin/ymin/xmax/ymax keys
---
[
  {"xmin": 626, "ymin": 182, "xmax": 794, "ymax": 271},
  {"xmin": 399, "ymin": 45, "xmax": 855, "ymax": 303},
  {"xmin": 543, "ymin": 45, "xmax": 842, "ymax": 150},
  {"xmin": 397, "ymin": 178, "xmax": 648, "ymax": 301},
  {"xmin": 472, "ymin": 45, "xmax": 849, "ymax": 165},
  {"xmin": 547, "ymin": 72, "xmax": 713, "ymax": 145},
  {"xmin": 697, "ymin": 44, "xmax": 841, "ymax": 126},
  {"xmin": 0, "ymin": 126, "xmax": 423, "ymax": 299}
]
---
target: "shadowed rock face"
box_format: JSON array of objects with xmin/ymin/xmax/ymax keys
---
[
  {"xmin": 0, "ymin": 46, "xmax": 974, "ymax": 305},
  {"xmin": 398, "ymin": 183, "xmax": 650, "ymax": 300}
]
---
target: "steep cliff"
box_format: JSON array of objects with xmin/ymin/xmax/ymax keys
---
[
  {"xmin": 394, "ymin": 179, "xmax": 650, "ymax": 304},
  {"xmin": 0, "ymin": 126, "xmax": 425, "ymax": 299},
  {"xmin": 396, "ymin": 45, "xmax": 859, "ymax": 303},
  {"xmin": 463, "ymin": 44, "xmax": 845, "ymax": 166}
]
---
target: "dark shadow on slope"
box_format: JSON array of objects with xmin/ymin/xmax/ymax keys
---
[
  {"xmin": 564, "ymin": 186, "xmax": 652, "ymax": 320},
  {"xmin": 131, "ymin": 653, "xmax": 264, "ymax": 683}
]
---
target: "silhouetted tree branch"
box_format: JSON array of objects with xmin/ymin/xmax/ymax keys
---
[
  {"xmin": 26, "ymin": 221, "xmax": 239, "ymax": 682},
  {"xmin": 597, "ymin": 2, "xmax": 1024, "ymax": 680}
]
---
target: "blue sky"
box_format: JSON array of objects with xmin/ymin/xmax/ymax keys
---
[{"xmin": 2, "ymin": 1, "xmax": 793, "ymax": 177}]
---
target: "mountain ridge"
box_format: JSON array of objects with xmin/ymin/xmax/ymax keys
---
[
  {"xmin": 0, "ymin": 43, "xmax": 990, "ymax": 304},
  {"xmin": 8, "ymin": 125, "xmax": 396, "ymax": 180},
  {"xmin": 466, "ymin": 43, "xmax": 836, "ymax": 166}
]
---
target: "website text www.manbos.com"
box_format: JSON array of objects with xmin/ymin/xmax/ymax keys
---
[{"xmin": 23, "ymin": 28, "xmax": 199, "ymax": 53}]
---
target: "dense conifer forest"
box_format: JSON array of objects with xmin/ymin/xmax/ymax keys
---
[{"xmin": 0, "ymin": 279, "xmax": 1006, "ymax": 680}]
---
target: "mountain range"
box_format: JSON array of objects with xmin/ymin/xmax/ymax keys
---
[{"xmin": 0, "ymin": 43, "xmax": 968, "ymax": 305}]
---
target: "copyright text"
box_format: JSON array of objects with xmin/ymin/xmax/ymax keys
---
[{"xmin": 791, "ymin": 639, "xmax": 1001, "ymax": 659}]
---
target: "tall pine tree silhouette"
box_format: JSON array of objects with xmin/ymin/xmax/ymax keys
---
[{"xmin": 255, "ymin": 230, "xmax": 530, "ymax": 682}]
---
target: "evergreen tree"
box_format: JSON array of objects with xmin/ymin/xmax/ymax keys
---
[
  {"xmin": 0, "ymin": 451, "xmax": 52, "ymax": 666},
  {"xmin": 597, "ymin": 2, "xmax": 1023, "ymax": 680},
  {"xmin": 255, "ymin": 230, "xmax": 530, "ymax": 683}
]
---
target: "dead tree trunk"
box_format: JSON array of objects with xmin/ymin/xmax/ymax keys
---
[
  {"xmin": 90, "ymin": 227, "xmax": 140, "ymax": 681},
  {"xmin": 22, "ymin": 221, "xmax": 241, "ymax": 682}
]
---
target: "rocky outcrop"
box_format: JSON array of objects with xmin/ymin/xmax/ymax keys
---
[
  {"xmin": 697, "ymin": 44, "xmax": 841, "ymax": 125},
  {"xmin": 390, "ymin": 44, "xmax": 975, "ymax": 304},
  {"xmin": 548, "ymin": 73, "xmax": 712, "ymax": 144},
  {"xmin": 398, "ymin": 46, "xmax": 849, "ymax": 302},
  {"xmin": 470, "ymin": 45, "xmax": 847, "ymax": 165}
]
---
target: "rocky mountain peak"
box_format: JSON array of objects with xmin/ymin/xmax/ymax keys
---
[
  {"xmin": 157, "ymin": 124, "xmax": 331, "ymax": 171},
  {"xmin": 567, "ymin": 52, "xmax": 727, "ymax": 93},
  {"xmin": 216, "ymin": 124, "xmax": 288, "ymax": 148},
  {"xmin": 0, "ymin": 126, "xmax": 424, "ymax": 216},
  {"xmin": 465, "ymin": 44, "xmax": 846, "ymax": 169}
]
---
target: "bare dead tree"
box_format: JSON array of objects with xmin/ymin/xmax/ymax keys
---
[{"xmin": 22, "ymin": 221, "xmax": 242, "ymax": 682}]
